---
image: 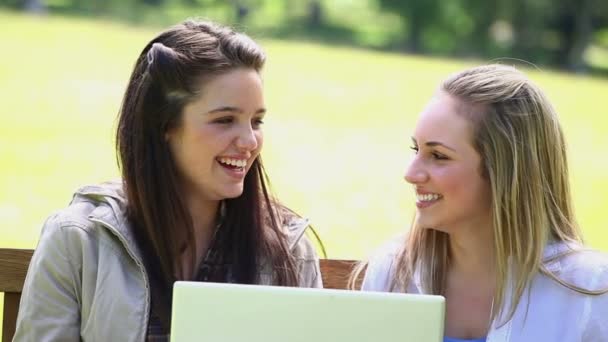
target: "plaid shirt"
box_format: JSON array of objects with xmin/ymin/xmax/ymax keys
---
[{"xmin": 146, "ymin": 225, "xmax": 232, "ymax": 341}]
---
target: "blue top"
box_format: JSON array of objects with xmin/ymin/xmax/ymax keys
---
[{"xmin": 444, "ymin": 337, "xmax": 486, "ymax": 342}]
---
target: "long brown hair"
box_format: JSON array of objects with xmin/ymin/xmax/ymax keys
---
[{"xmin": 116, "ymin": 20, "xmax": 298, "ymax": 321}]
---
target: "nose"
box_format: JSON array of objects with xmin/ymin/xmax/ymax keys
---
[
  {"xmin": 404, "ymin": 157, "xmax": 428, "ymax": 184},
  {"xmin": 235, "ymin": 124, "xmax": 259, "ymax": 151}
]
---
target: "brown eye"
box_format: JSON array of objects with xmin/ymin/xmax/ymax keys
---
[
  {"xmin": 252, "ymin": 118, "xmax": 264, "ymax": 128},
  {"xmin": 432, "ymin": 152, "xmax": 448, "ymax": 160},
  {"xmin": 214, "ymin": 117, "xmax": 233, "ymax": 124}
]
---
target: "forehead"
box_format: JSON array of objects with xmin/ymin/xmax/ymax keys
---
[
  {"xmin": 193, "ymin": 68, "xmax": 263, "ymax": 102},
  {"xmin": 181, "ymin": 68, "xmax": 264, "ymax": 118},
  {"xmin": 414, "ymin": 92, "xmax": 474, "ymax": 146},
  {"xmin": 204, "ymin": 68, "xmax": 261, "ymax": 89}
]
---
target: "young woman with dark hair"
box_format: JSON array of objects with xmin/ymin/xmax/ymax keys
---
[{"xmin": 14, "ymin": 20, "xmax": 322, "ymax": 342}]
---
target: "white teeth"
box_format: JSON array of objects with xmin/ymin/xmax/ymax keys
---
[
  {"xmin": 219, "ymin": 158, "xmax": 247, "ymax": 168},
  {"xmin": 417, "ymin": 193, "xmax": 441, "ymax": 202}
]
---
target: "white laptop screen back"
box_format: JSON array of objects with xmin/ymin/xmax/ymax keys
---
[{"xmin": 170, "ymin": 281, "xmax": 444, "ymax": 342}]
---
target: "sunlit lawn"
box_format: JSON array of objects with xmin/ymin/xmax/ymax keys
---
[{"xmin": 1, "ymin": 10, "xmax": 608, "ymax": 333}]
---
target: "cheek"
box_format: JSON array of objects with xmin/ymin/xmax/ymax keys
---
[
  {"xmin": 255, "ymin": 131, "xmax": 264, "ymax": 151},
  {"xmin": 177, "ymin": 128, "xmax": 222, "ymax": 166},
  {"xmin": 438, "ymin": 166, "xmax": 489, "ymax": 206},
  {"xmin": 434, "ymin": 167, "xmax": 469, "ymax": 194},
  {"xmin": 197, "ymin": 125, "xmax": 228, "ymax": 148},
  {"xmin": 434, "ymin": 167, "xmax": 480, "ymax": 208}
]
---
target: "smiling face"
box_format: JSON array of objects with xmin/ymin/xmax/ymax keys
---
[
  {"xmin": 166, "ymin": 68, "xmax": 265, "ymax": 202},
  {"xmin": 404, "ymin": 91, "xmax": 492, "ymax": 234}
]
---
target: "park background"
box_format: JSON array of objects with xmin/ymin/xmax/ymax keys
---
[{"xmin": 1, "ymin": 0, "xmax": 608, "ymax": 331}]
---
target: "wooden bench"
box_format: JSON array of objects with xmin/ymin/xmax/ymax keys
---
[{"xmin": 0, "ymin": 248, "xmax": 361, "ymax": 342}]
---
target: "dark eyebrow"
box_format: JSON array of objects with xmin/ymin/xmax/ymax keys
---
[
  {"xmin": 411, "ymin": 137, "xmax": 456, "ymax": 152},
  {"xmin": 207, "ymin": 106, "xmax": 266, "ymax": 115},
  {"xmin": 207, "ymin": 106, "xmax": 241, "ymax": 114}
]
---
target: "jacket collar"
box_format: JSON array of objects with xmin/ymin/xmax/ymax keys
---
[{"xmin": 542, "ymin": 240, "xmax": 581, "ymax": 274}]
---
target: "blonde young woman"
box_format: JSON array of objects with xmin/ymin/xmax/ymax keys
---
[{"xmin": 358, "ymin": 64, "xmax": 608, "ymax": 341}]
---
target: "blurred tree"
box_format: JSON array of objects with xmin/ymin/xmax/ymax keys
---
[
  {"xmin": 308, "ymin": 1, "xmax": 322, "ymax": 27},
  {"xmin": 236, "ymin": 3, "xmax": 249, "ymax": 22},
  {"xmin": 230, "ymin": 0, "xmax": 263, "ymax": 24},
  {"xmin": 376, "ymin": 0, "xmax": 607, "ymax": 71},
  {"xmin": 459, "ymin": 0, "xmax": 500, "ymax": 55},
  {"xmin": 377, "ymin": 0, "xmax": 441, "ymax": 52},
  {"xmin": 2, "ymin": 0, "xmax": 46, "ymax": 12},
  {"xmin": 0, "ymin": 0, "xmax": 23, "ymax": 9},
  {"xmin": 142, "ymin": 0, "xmax": 164, "ymax": 6},
  {"xmin": 24, "ymin": 0, "xmax": 45, "ymax": 13},
  {"xmin": 2, "ymin": 0, "xmax": 605, "ymax": 72},
  {"xmin": 69, "ymin": 0, "xmax": 101, "ymax": 13},
  {"xmin": 556, "ymin": 0, "xmax": 608, "ymax": 71},
  {"xmin": 508, "ymin": 0, "xmax": 600, "ymax": 71},
  {"xmin": 559, "ymin": 0, "xmax": 593, "ymax": 71}
]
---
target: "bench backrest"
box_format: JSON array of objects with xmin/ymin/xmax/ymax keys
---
[{"xmin": 0, "ymin": 248, "xmax": 361, "ymax": 342}]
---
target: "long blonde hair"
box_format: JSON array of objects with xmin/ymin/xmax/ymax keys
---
[{"xmin": 354, "ymin": 64, "xmax": 606, "ymax": 324}]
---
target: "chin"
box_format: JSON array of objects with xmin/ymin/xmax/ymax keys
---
[
  {"xmin": 220, "ymin": 187, "xmax": 245, "ymax": 199},
  {"xmin": 415, "ymin": 215, "xmax": 433, "ymax": 228},
  {"xmin": 415, "ymin": 217, "xmax": 447, "ymax": 233}
]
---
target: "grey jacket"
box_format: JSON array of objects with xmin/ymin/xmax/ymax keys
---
[{"xmin": 13, "ymin": 181, "xmax": 322, "ymax": 342}]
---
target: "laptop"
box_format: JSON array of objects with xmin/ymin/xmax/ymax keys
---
[{"xmin": 170, "ymin": 281, "xmax": 445, "ymax": 342}]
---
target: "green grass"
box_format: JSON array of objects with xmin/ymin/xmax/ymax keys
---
[{"xmin": 1, "ymin": 10, "xmax": 608, "ymax": 334}]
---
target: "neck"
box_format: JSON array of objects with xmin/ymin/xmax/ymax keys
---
[
  {"xmin": 448, "ymin": 221, "xmax": 495, "ymax": 279},
  {"xmin": 185, "ymin": 194, "xmax": 221, "ymax": 243},
  {"xmin": 182, "ymin": 190, "xmax": 221, "ymax": 270}
]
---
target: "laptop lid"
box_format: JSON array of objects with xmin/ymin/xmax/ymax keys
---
[{"xmin": 170, "ymin": 281, "xmax": 445, "ymax": 342}]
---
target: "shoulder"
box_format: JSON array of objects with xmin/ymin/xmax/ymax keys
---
[
  {"xmin": 361, "ymin": 235, "xmax": 404, "ymax": 292},
  {"xmin": 563, "ymin": 251, "xmax": 608, "ymax": 288},
  {"xmin": 37, "ymin": 202, "xmax": 99, "ymax": 250},
  {"xmin": 539, "ymin": 242, "xmax": 608, "ymax": 338},
  {"xmin": 586, "ymin": 267, "xmax": 608, "ymax": 339},
  {"xmin": 42, "ymin": 185, "xmax": 114, "ymax": 233},
  {"xmin": 544, "ymin": 242, "xmax": 608, "ymax": 290},
  {"xmin": 36, "ymin": 180, "xmax": 130, "ymax": 258},
  {"xmin": 23, "ymin": 204, "xmax": 102, "ymax": 302},
  {"xmin": 567, "ymin": 251, "xmax": 608, "ymax": 339}
]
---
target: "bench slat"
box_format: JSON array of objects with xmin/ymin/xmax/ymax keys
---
[
  {"xmin": 0, "ymin": 249, "xmax": 361, "ymax": 291},
  {"xmin": 0, "ymin": 249, "xmax": 33, "ymax": 293},
  {"xmin": 319, "ymin": 259, "xmax": 362, "ymax": 290},
  {"xmin": 3, "ymin": 293, "xmax": 20, "ymax": 342}
]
